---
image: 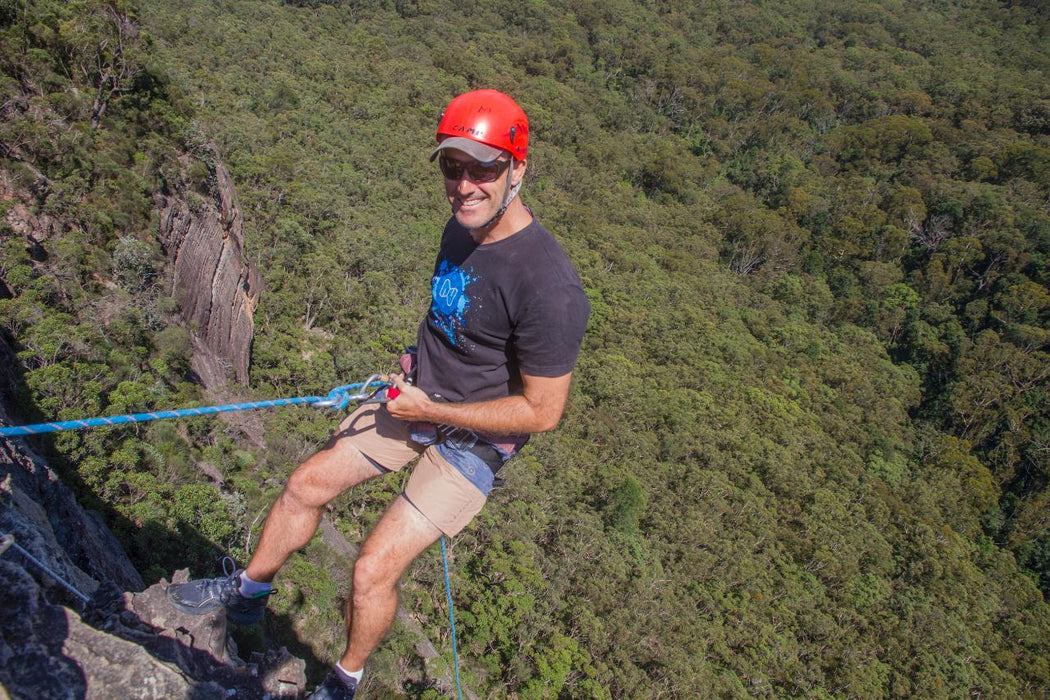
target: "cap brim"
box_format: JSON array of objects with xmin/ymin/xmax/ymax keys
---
[{"xmin": 429, "ymin": 137, "xmax": 506, "ymax": 163}]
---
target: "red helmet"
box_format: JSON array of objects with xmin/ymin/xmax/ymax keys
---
[{"xmin": 431, "ymin": 89, "xmax": 529, "ymax": 162}]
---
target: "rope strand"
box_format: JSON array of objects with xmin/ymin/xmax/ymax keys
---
[
  {"xmin": 0, "ymin": 376, "xmax": 389, "ymax": 438},
  {"xmin": 441, "ymin": 535, "xmax": 464, "ymax": 700},
  {"xmin": 0, "ymin": 534, "xmax": 92, "ymax": 608}
]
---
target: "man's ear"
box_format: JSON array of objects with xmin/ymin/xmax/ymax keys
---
[{"xmin": 512, "ymin": 158, "xmax": 527, "ymax": 187}]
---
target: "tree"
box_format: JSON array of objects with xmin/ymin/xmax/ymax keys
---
[{"xmin": 59, "ymin": 1, "xmax": 147, "ymax": 130}]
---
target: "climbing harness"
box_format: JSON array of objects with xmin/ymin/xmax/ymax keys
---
[
  {"xmin": 0, "ymin": 533, "xmax": 92, "ymax": 608},
  {"xmin": 0, "ymin": 374, "xmax": 391, "ymax": 438}
]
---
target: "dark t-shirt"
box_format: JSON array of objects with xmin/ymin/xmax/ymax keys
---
[{"xmin": 415, "ymin": 217, "xmax": 590, "ymax": 405}]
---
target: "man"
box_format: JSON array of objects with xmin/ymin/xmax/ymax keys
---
[{"xmin": 167, "ymin": 89, "xmax": 589, "ymax": 699}]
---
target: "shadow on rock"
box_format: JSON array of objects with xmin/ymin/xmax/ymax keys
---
[
  {"xmin": 0, "ymin": 559, "xmax": 87, "ymax": 698},
  {"xmin": 75, "ymin": 569, "xmax": 310, "ymax": 698}
]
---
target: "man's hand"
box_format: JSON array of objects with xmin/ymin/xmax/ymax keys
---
[
  {"xmin": 385, "ymin": 374, "xmax": 433, "ymax": 422},
  {"xmin": 384, "ymin": 371, "xmax": 573, "ymax": 435}
]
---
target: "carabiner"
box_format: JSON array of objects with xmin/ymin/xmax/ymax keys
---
[
  {"xmin": 353, "ymin": 373, "xmax": 390, "ymax": 403},
  {"xmin": 313, "ymin": 374, "xmax": 391, "ymax": 410}
]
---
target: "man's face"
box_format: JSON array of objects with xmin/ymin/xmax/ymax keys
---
[{"xmin": 440, "ymin": 149, "xmax": 520, "ymax": 230}]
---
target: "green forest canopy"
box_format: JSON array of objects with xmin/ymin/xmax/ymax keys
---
[{"xmin": 1, "ymin": 0, "xmax": 1048, "ymax": 695}]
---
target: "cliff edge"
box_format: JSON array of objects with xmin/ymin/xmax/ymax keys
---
[{"xmin": 0, "ymin": 332, "xmax": 305, "ymax": 697}]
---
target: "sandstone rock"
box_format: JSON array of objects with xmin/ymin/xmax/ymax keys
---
[
  {"xmin": 123, "ymin": 570, "xmax": 229, "ymax": 671},
  {"xmin": 99, "ymin": 574, "xmax": 306, "ymax": 698},
  {"xmin": 63, "ymin": 607, "xmax": 217, "ymax": 699},
  {"xmin": 0, "ymin": 561, "xmax": 91, "ymax": 698},
  {"xmin": 156, "ymin": 150, "xmax": 261, "ymax": 388},
  {"xmin": 0, "ymin": 560, "xmax": 307, "ymax": 699}
]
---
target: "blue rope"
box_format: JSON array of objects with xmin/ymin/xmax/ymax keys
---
[
  {"xmin": 0, "ymin": 377, "xmax": 389, "ymax": 438},
  {"xmin": 441, "ymin": 535, "xmax": 463, "ymax": 700}
]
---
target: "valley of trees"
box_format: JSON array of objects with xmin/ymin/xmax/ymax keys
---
[{"xmin": 1, "ymin": 0, "xmax": 1048, "ymax": 695}]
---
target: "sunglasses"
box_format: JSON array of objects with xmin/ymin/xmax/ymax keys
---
[{"xmin": 438, "ymin": 154, "xmax": 511, "ymax": 183}]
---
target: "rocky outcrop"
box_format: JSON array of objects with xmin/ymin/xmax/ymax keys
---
[
  {"xmin": 0, "ymin": 338, "xmax": 144, "ymax": 597},
  {"xmin": 1, "ymin": 145, "xmax": 259, "ymax": 391},
  {"xmin": 0, "ymin": 322, "xmax": 304, "ymax": 696},
  {"xmin": 157, "ymin": 149, "xmax": 261, "ymax": 388},
  {"xmin": 1, "ymin": 560, "xmax": 306, "ymax": 699},
  {"xmin": 0, "ymin": 423, "xmax": 307, "ymax": 698}
]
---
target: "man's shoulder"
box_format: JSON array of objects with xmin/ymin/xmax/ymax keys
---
[{"xmin": 509, "ymin": 219, "xmax": 579, "ymax": 277}]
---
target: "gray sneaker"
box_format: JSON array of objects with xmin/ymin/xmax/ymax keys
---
[
  {"xmin": 166, "ymin": 557, "xmax": 270, "ymax": 625},
  {"xmin": 307, "ymin": 671, "xmax": 358, "ymax": 699}
]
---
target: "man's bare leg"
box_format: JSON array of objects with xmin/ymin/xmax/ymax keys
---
[
  {"xmin": 339, "ymin": 496, "xmax": 443, "ymax": 671},
  {"xmin": 244, "ymin": 435, "xmax": 384, "ymax": 582}
]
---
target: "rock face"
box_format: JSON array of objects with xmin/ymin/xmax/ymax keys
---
[
  {"xmin": 0, "ymin": 335, "xmax": 304, "ymax": 698},
  {"xmin": 0, "ymin": 339, "xmax": 144, "ymax": 598},
  {"xmin": 0, "ymin": 426, "xmax": 307, "ymax": 699},
  {"xmin": 157, "ymin": 150, "xmax": 261, "ymax": 388},
  {"xmin": 1, "ymin": 561, "xmax": 307, "ymax": 699}
]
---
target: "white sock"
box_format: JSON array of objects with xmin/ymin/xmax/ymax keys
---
[
  {"xmin": 237, "ymin": 572, "xmax": 272, "ymax": 598},
  {"xmin": 334, "ymin": 661, "xmax": 363, "ymax": 685}
]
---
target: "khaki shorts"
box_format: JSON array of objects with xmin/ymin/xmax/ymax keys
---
[{"xmin": 335, "ymin": 404, "xmax": 489, "ymax": 537}]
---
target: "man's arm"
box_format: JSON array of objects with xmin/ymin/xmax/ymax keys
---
[{"xmin": 385, "ymin": 371, "xmax": 573, "ymax": 435}]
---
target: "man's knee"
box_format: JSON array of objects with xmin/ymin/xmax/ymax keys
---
[
  {"xmin": 352, "ymin": 547, "xmax": 401, "ymax": 600},
  {"xmin": 279, "ymin": 467, "xmax": 324, "ymax": 509}
]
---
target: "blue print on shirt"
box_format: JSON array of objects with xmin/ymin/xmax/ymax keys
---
[{"xmin": 431, "ymin": 260, "xmax": 478, "ymax": 346}]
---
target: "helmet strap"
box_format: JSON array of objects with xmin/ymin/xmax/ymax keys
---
[{"xmin": 472, "ymin": 160, "xmax": 521, "ymax": 233}]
